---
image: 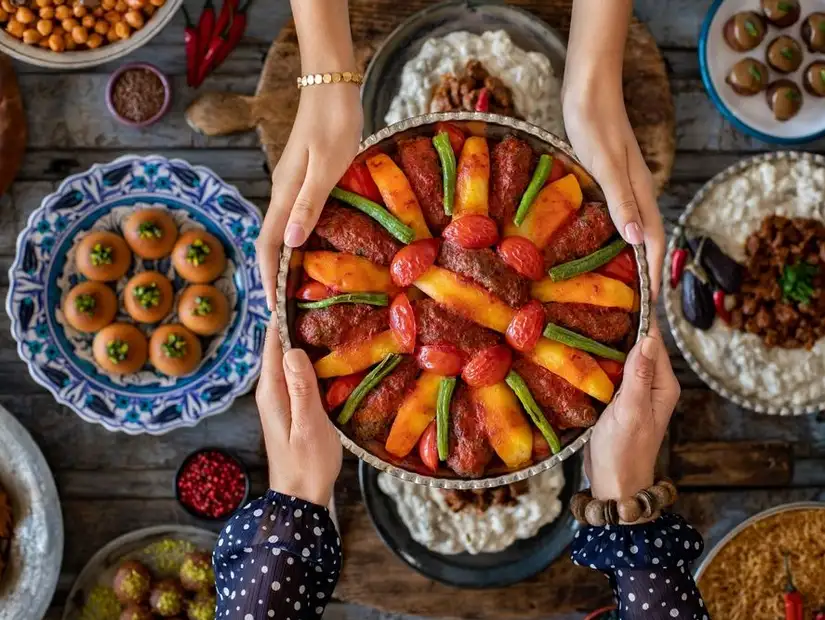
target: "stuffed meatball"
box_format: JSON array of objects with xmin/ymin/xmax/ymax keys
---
[
  {"xmin": 767, "ymin": 79, "xmax": 804, "ymax": 120},
  {"xmin": 766, "ymin": 36, "xmax": 804, "ymax": 74},
  {"xmin": 150, "ymin": 325, "xmax": 202, "ymax": 377},
  {"xmin": 726, "ymin": 58, "xmax": 770, "ymax": 95},
  {"xmin": 724, "ymin": 11, "xmax": 767, "ymax": 51},
  {"xmin": 172, "ymin": 230, "xmax": 227, "ymax": 283},
  {"xmin": 62, "ymin": 281, "xmax": 118, "ymax": 333},
  {"xmin": 112, "ymin": 560, "xmax": 152, "ymax": 605},
  {"xmin": 761, "ymin": 0, "xmax": 801, "ymax": 27},
  {"xmin": 123, "ymin": 271, "xmax": 174, "ymax": 324},
  {"xmin": 178, "ymin": 285, "xmax": 230, "ymax": 336},
  {"xmin": 76, "ymin": 231, "xmax": 132, "ymax": 282},
  {"xmin": 93, "ymin": 323, "xmax": 148, "ymax": 374},
  {"xmin": 123, "ymin": 208, "xmax": 178, "ymax": 259}
]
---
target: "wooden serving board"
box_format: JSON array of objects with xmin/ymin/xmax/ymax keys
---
[
  {"xmin": 187, "ymin": 2, "xmax": 675, "ymax": 617},
  {"xmin": 186, "ymin": 0, "xmax": 676, "ymax": 196}
]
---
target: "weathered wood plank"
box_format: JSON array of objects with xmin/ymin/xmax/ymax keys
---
[
  {"xmin": 635, "ymin": 0, "xmax": 713, "ymax": 49},
  {"xmin": 670, "ymin": 441, "xmax": 792, "ymax": 487}
]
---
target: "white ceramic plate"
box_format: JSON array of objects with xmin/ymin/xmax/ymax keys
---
[
  {"xmin": 700, "ymin": 0, "xmax": 825, "ymax": 144},
  {"xmin": 0, "ymin": 0, "xmax": 181, "ymax": 69},
  {"xmin": 0, "ymin": 404, "xmax": 63, "ymax": 620}
]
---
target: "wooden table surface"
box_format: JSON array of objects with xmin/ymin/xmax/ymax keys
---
[{"xmin": 3, "ymin": 1, "xmax": 825, "ymax": 619}]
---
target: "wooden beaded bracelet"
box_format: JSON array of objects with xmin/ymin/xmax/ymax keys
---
[{"xmin": 570, "ymin": 479, "xmax": 678, "ymax": 526}]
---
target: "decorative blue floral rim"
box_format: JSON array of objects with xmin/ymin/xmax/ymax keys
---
[
  {"xmin": 6, "ymin": 155, "xmax": 268, "ymax": 435},
  {"xmin": 699, "ymin": 0, "xmax": 825, "ymax": 146}
]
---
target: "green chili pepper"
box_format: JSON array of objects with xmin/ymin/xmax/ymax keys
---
[
  {"xmin": 513, "ymin": 154, "xmax": 553, "ymax": 226},
  {"xmin": 337, "ymin": 354, "xmax": 403, "ymax": 425},
  {"xmin": 505, "ymin": 370, "xmax": 561, "ymax": 455},
  {"xmin": 548, "ymin": 238, "xmax": 628, "ymax": 281},
  {"xmin": 297, "ymin": 293, "xmax": 389, "ymax": 310},
  {"xmin": 186, "ymin": 238, "xmax": 212, "ymax": 266},
  {"xmin": 161, "ymin": 333, "xmax": 188, "ymax": 358},
  {"xmin": 74, "ymin": 293, "xmax": 96, "ymax": 316},
  {"xmin": 432, "ymin": 132, "xmax": 457, "ymax": 216},
  {"xmin": 436, "ymin": 376, "xmax": 456, "ymax": 461},
  {"xmin": 543, "ymin": 322, "xmax": 627, "ymax": 362},
  {"xmin": 106, "ymin": 339, "xmax": 129, "ymax": 364},
  {"xmin": 330, "ymin": 187, "xmax": 415, "ymax": 244}
]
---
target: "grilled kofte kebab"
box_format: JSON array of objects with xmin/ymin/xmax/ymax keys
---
[{"xmin": 291, "ymin": 123, "xmax": 639, "ymax": 479}]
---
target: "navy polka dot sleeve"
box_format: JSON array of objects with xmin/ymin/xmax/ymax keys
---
[
  {"xmin": 572, "ymin": 513, "xmax": 708, "ymax": 619},
  {"xmin": 213, "ymin": 490, "xmax": 341, "ymax": 619}
]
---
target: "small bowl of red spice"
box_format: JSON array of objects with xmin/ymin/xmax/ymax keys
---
[
  {"xmin": 175, "ymin": 447, "xmax": 250, "ymax": 521},
  {"xmin": 106, "ymin": 62, "xmax": 171, "ymax": 128}
]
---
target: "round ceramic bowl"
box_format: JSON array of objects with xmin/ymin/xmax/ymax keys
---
[
  {"xmin": 174, "ymin": 447, "xmax": 250, "ymax": 521},
  {"xmin": 276, "ymin": 111, "xmax": 651, "ymax": 490},
  {"xmin": 106, "ymin": 63, "xmax": 172, "ymax": 128},
  {"xmin": 0, "ymin": 0, "xmax": 182, "ymax": 70},
  {"xmin": 663, "ymin": 150, "xmax": 825, "ymax": 415},
  {"xmin": 699, "ymin": 0, "xmax": 825, "ymax": 144},
  {"xmin": 6, "ymin": 155, "xmax": 268, "ymax": 434}
]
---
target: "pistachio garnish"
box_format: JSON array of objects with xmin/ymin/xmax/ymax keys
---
[
  {"xmin": 106, "ymin": 339, "xmax": 129, "ymax": 364},
  {"xmin": 74, "ymin": 293, "xmax": 96, "ymax": 316},
  {"xmin": 90, "ymin": 243, "xmax": 113, "ymax": 266},
  {"xmin": 133, "ymin": 282, "xmax": 162, "ymax": 309},
  {"xmin": 162, "ymin": 333, "xmax": 187, "ymax": 358},
  {"xmin": 186, "ymin": 239, "xmax": 211, "ymax": 266},
  {"xmin": 193, "ymin": 296, "xmax": 213, "ymax": 316},
  {"xmin": 138, "ymin": 221, "xmax": 163, "ymax": 240}
]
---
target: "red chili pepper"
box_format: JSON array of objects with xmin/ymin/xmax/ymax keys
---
[
  {"xmin": 783, "ymin": 553, "xmax": 804, "ymax": 620},
  {"xmin": 195, "ymin": 0, "xmax": 215, "ymax": 67},
  {"xmin": 338, "ymin": 160, "xmax": 383, "ymax": 204},
  {"xmin": 209, "ymin": 0, "xmax": 251, "ymax": 71},
  {"xmin": 212, "ymin": 0, "xmax": 238, "ymax": 41},
  {"xmin": 181, "ymin": 6, "xmax": 198, "ymax": 88},
  {"xmin": 713, "ymin": 290, "xmax": 730, "ymax": 324},
  {"xmin": 474, "ymin": 87, "xmax": 490, "ymax": 112},
  {"xmin": 671, "ymin": 247, "xmax": 689, "ymax": 288},
  {"xmin": 195, "ymin": 17, "xmax": 232, "ymax": 87},
  {"xmin": 814, "ymin": 610, "xmax": 825, "ymax": 620}
]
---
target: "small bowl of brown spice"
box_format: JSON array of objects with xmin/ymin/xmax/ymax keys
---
[{"xmin": 106, "ymin": 62, "xmax": 170, "ymax": 128}]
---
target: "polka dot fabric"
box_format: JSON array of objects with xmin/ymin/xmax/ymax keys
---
[
  {"xmin": 572, "ymin": 513, "xmax": 709, "ymax": 619},
  {"xmin": 213, "ymin": 490, "xmax": 341, "ymax": 619}
]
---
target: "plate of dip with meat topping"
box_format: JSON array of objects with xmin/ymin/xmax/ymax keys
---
[
  {"xmin": 361, "ymin": 1, "xmax": 566, "ymax": 136},
  {"xmin": 665, "ymin": 151, "xmax": 825, "ymax": 415},
  {"xmin": 359, "ymin": 457, "xmax": 580, "ymax": 588}
]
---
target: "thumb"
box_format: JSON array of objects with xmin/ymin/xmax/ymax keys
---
[
  {"xmin": 283, "ymin": 163, "xmax": 335, "ymax": 248},
  {"xmin": 282, "ymin": 348, "xmax": 325, "ymax": 434},
  {"xmin": 616, "ymin": 335, "xmax": 659, "ymax": 412},
  {"xmin": 597, "ymin": 159, "xmax": 644, "ymax": 246}
]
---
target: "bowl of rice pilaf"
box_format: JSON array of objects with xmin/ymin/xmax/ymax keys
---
[{"xmin": 695, "ymin": 502, "xmax": 825, "ymax": 619}]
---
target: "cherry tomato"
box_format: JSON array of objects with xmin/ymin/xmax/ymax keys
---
[
  {"xmin": 596, "ymin": 246, "xmax": 637, "ymax": 286},
  {"xmin": 338, "ymin": 160, "xmax": 383, "ymax": 204},
  {"xmin": 531, "ymin": 428, "xmax": 551, "ymax": 461},
  {"xmin": 296, "ymin": 281, "xmax": 331, "ymax": 301},
  {"xmin": 418, "ymin": 421, "xmax": 439, "ymax": 472},
  {"xmin": 390, "ymin": 238, "xmax": 440, "ymax": 287},
  {"xmin": 462, "ymin": 344, "xmax": 512, "ymax": 387},
  {"xmin": 325, "ymin": 371, "xmax": 367, "ymax": 410},
  {"xmin": 597, "ymin": 359, "xmax": 625, "ymax": 385},
  {"xmin": 547, "ymin": 158, "xmax": 566, "ymax": 184},
  {"xmin": 389, "ymin": 292, "xmax": 416, "ymax": 353},
  {"xmin": 415, "ymin": 344, "xmax": 464, "ymax": 376},
  {"xmin": 443, "ymin": 214, "xmax": 499, "ymax": 249},
  {"xmin": 434, "ymin": 121, "xmax": 465, "ymax": 155},
  {"xmin": 506, "ymin": 300, "xmax": 545, "ymax": 352},
  {"xmin": 497, "ymin": 236, "xmax": 544, "ymax": 281}
]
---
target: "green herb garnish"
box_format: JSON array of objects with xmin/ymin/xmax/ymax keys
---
[
  {"xmin": 780, "ymin": 46, "xmax": 796, "ymax": 60},
  {"xmin": 138, "ymin": 221, "xmax": 163, "ymax": 239},
  {"xmin": 186, "ymin": 239, "xmax": 211, "ymax": 266},
  {"xmin": 819, "ymin": 20, "xmax": 825, "ymax": 33},
  {"xmin": 106, "ymin": 339, "xmax": 129, "ymax": 364},
  {"xmin": 133, "ymin": 282, "xmax": 161, "ymax": 309},
  {"xmin": 820, "ymin": 69, "xmax": 825, "ymax": 84},
  {"xmin": 778, "ymin": 1, "xmax": 793, "ymax": 12},
  {"xmin": 779, "ymin": 261, "xmax": 818, "ymax": 304},
  {"xmin": 90, "ymin": 243, "xmax": 113, "ymax": 266},
  {"xmin": 744, "ymin": 19, "xmax": 759, "ymax": 37},
  {"xmin": 785, "ymin": 88, "xmax": 801, "ymax": 101},
  {"xmin": 161, "ymin": 333, "xmax": 188, "ymax": 358},
  {"xmin": 193, "ymin": 296, "xmax": 213, "ymax": 316},
  {"xmin": 74, "ymin": 293, "xmax": 96, "ymax": 316},
  {"xmin": 748, "ymin": 64, "xmax": 763, "ymax": 82}
]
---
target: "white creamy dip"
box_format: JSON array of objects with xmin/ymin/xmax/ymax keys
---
[
  {"xmin": 668, "ymin": 157, "xmax": 825, "ymax": 408},
  {"xmin": 377, "ymin": 466, "xmax": 565, "ymax": 555},
  {"xmin": 384, "ymin": 30, "xmax": 565, "ymax": 137}
]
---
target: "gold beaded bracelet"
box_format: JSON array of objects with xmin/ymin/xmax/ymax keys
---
[
  {"xmin": 570, "ymin": 479, "xmax": 678, "ymax": 527},
  {"xmin": 296, "ymin": 71, "xmax": 364, "ymax": 89}
]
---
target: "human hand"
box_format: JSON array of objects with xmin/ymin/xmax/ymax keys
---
[
  {"xmin": 584, "ymin": 322, "xmax": 679, "ymax": 502},
  {"xmin": 563, "ymin": 90, "xmax": 666, "ymax": 296},
  {"xmin": 256, "ymin": 84, "xmax": 363, "ymax": 309},
  {"xmin": 256, "ymin": 321, "xmax": 343, "ymax": 506}
]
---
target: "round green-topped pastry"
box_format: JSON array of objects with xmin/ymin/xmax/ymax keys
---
[
  {"xmin": 112, "ymin": 560, "xmax": 151, "ymax": 605},
  {"xmin": 149, "ymin": 579, "xmax": 185, "ymax": 617},
  {"xmin": 179, "ymin": 551, "xmax": 214, "ymax": 592}
]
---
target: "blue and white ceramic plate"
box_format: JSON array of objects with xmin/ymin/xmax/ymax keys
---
[
  {"xmin": 7, "ymin": 155, "xmax": 268, "ymax": 434},
  {"xmin": 700, "ymin": 0, "xmax": 825, "ymax": 144}
]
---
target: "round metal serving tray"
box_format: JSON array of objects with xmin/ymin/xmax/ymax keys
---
[
  {"xmin": 360, "ymin": 0, "xmax": 567, "ymax": 135},
  {"xmin": 694, "ymin": 501, "xmax": 825, "ymax": 581},
  {"xmin": 276, "ymin": 111, "xmax": 651, "ymax": 489},
  {"xmin": 663, "ymin": 151, "xmax": 825, "ymax": 416}
]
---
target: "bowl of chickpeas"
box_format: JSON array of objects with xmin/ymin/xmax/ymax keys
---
[{"xmin": 0, "ymin": 0, "xmax": 181, "ymax": 68}]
